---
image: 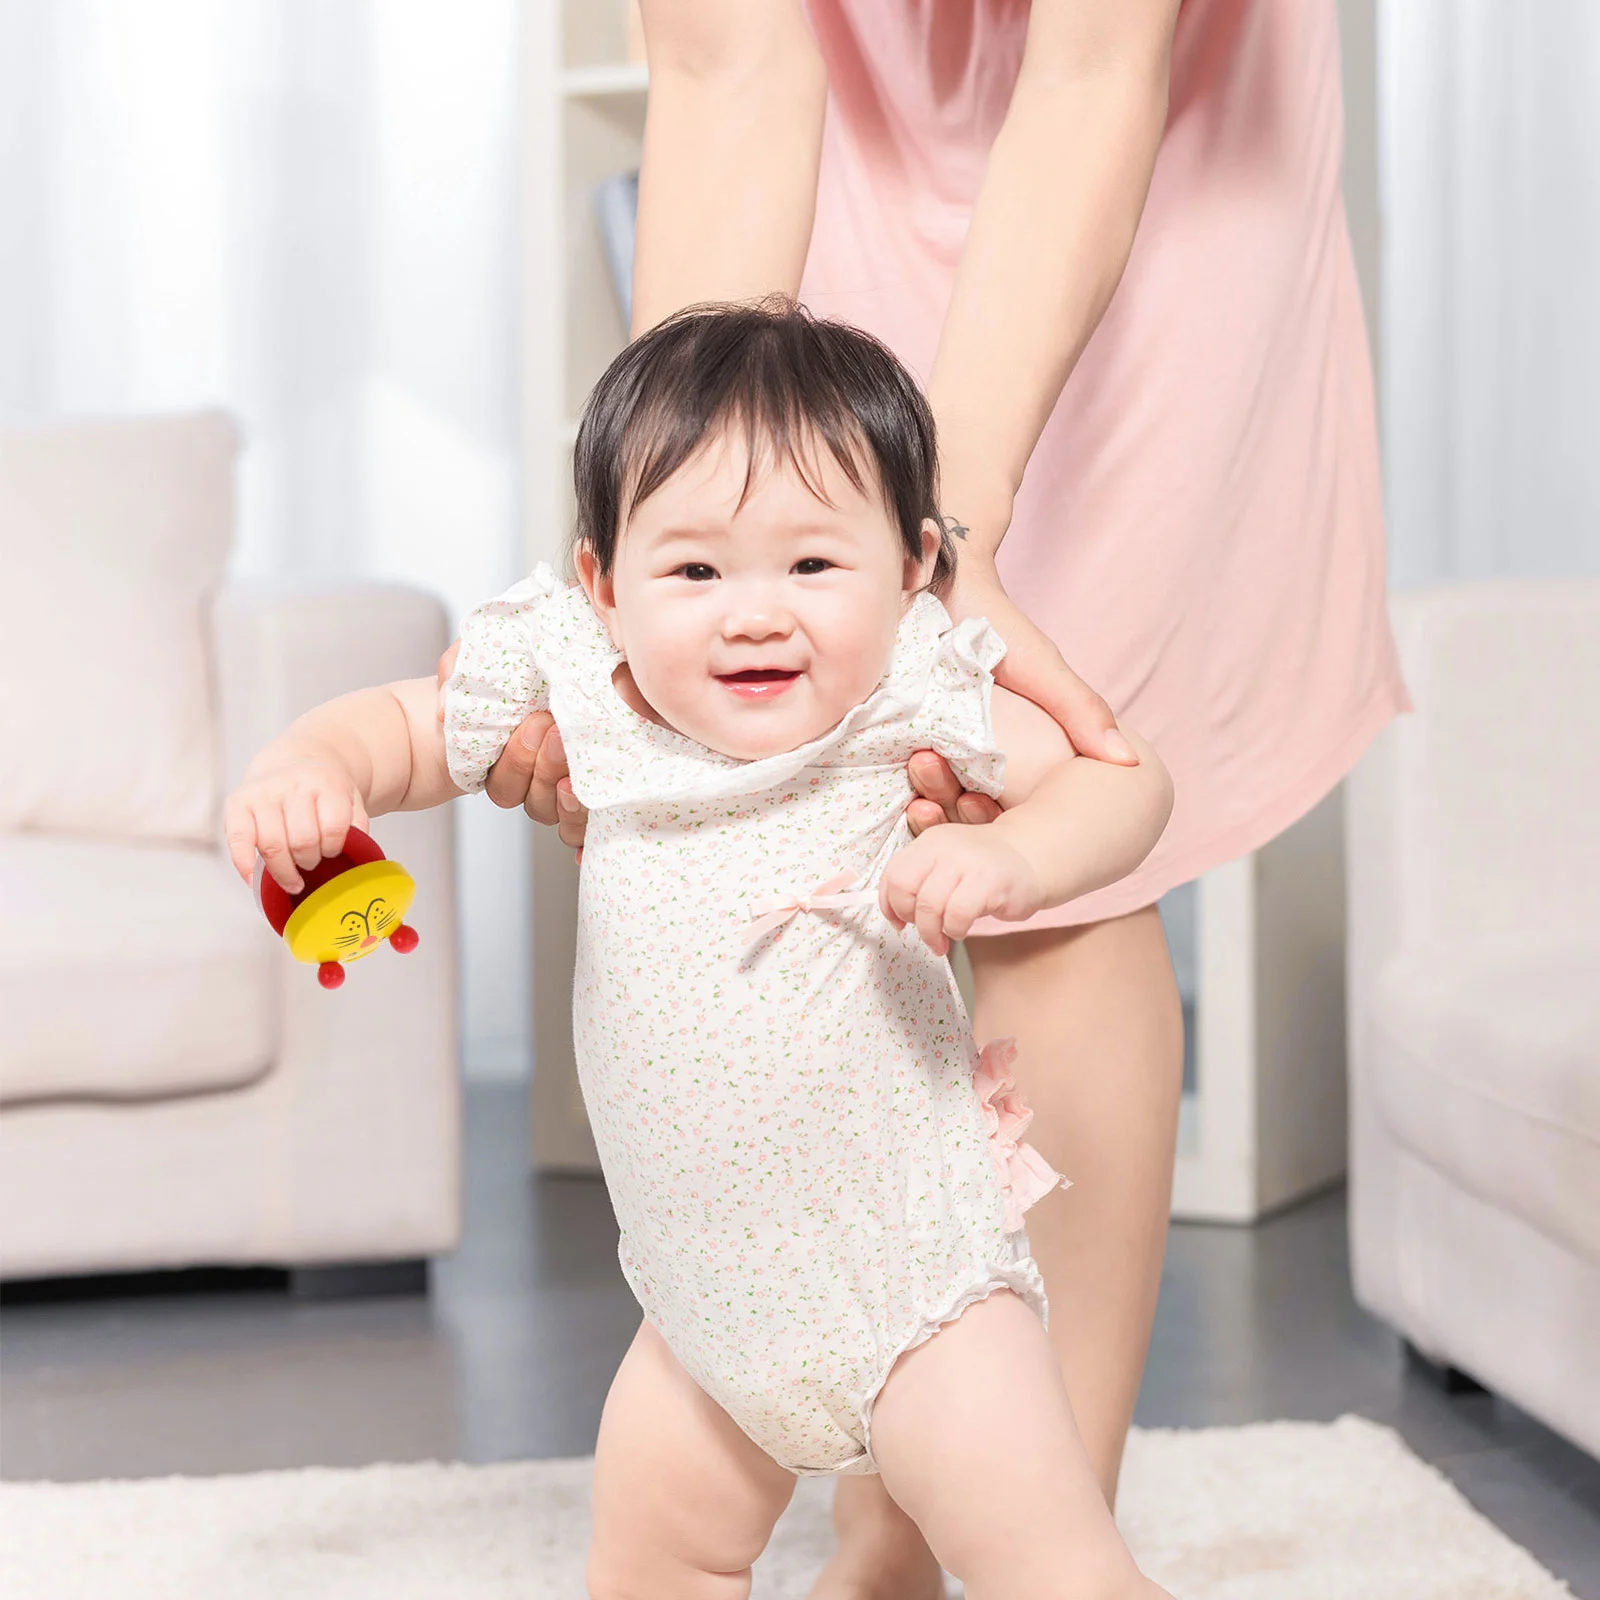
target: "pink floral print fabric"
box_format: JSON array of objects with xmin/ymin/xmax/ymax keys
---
[{"xmin": 445, "ymin": 570, "xmax": 1066, "ymax": 1474}]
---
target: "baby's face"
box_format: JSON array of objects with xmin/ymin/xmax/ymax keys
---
[{"xmin": 581, "ymin": 432, "xmax": 931, "ymax": 760}]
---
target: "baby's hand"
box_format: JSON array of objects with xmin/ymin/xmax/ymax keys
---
[
  {"xmin": 223, "ymin": 761, "xmax": 370, "ymax": 894},
  {"xmin": 879, "ymin": 824, "xmax": 1045, "ymax": 957}
]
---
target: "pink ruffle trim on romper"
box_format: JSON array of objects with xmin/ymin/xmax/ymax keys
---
[{"xmin": 973, "ymin": 1039, "xmax": 1068, "ymax": 1234}]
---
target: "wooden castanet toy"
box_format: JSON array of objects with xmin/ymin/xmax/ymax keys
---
[{"xmin": 253, "ymin": 826, "xmax": 418, "ymax": 989}]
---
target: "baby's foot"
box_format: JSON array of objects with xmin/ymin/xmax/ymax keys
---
[
  {"xmin": 805, "ymin": 1550, "xmax": 945, "ymax": 1600},
  {"xmin": 806, "ymin": 1475, "xmax": 945, "ymax": 1600}
]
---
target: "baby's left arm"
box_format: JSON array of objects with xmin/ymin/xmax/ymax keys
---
[{"xmin": 880, "ymin": 687, "xmax": 1174, "ymax": 955}]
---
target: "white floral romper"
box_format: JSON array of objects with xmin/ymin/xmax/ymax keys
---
[{"xmin": 445, "ymin": 568, "xmax": 1065, "ymax": 1476}]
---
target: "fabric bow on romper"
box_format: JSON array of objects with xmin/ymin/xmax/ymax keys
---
[{"xmin": 445, "ymin": 568, "xmax": 1065, "ymax": 1475}]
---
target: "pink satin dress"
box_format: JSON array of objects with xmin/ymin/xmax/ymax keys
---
[{"xmin": 799, "ymin": 0, "xmax": 1410, "ymax": 930}]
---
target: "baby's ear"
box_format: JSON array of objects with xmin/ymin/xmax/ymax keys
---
[
  {"xmin": 904, "ymin": 518, "xmax": 943, "ymax": 595},
  {"xmin": 574, "ymin": 546, "xmax": 626, "ymax": 653}
]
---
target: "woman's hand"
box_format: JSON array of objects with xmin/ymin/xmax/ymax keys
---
[
  {"xmin": 948, "ymin": 558, "xmax": 1138, "ymax": 766},
  {"xmin": 906, "ymin": 751, "xmax": 1001, "ymax": 837},
  {"xmin": 435, "ymin": 641, "xmax": 589, "ymax": 852}
]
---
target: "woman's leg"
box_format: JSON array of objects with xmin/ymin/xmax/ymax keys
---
[
  {"xmin": 970, "ymin": 906, "xmax": 1184, "ymax": 1495},
  {"xmin": 809, "ymin": 906, "xmax": 1182, "ymax": 1600},
  {"xmin": 869, "ymin": 1289, "xmax": 1169, "ymax": 1600},
  {"xmin": 588, "ymin": 1319, "xmax": 798, "ymax": 1600}
]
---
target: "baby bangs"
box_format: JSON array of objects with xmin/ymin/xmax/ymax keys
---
[{"xmin": 572, "ymin": 296, "xmax": 955, "ymax": 591}]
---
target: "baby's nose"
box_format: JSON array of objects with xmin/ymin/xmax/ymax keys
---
[{"xmin": 723, "ymin": 594, "xmax": 794, "ymax": 640}]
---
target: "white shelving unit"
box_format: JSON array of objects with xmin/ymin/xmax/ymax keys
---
[
  {"xmin": 559, "ymin": 62, "xmax": 650, "ymax": 100},
  {"xmin": 1169, "ymin": 790, "xmax": 1350, "ymax": 1221},
  {"xmin": 521, "ymin": 0, "xmax": 646, "ymax": 1173},
  {"xmin": 518, "ymin": 2, "xmax": 1355, "ymax": 1220}
]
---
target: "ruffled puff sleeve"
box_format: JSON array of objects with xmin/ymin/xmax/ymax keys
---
[
  {"xmin": 908, "ymin": 615, "xmax": 1009, "ymax": 801},
  {"xmin": 443, "ymin": 565, "xmax": 561, "ymax": 794}
]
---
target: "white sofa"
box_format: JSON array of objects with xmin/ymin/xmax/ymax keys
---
[
  {"xmin": 1346, "ymin": 579, "xmax": 1600, "ymax": 1458},
  {"xmin": 0, "ymin": 411, "xmax": 461, "ymax": 1284}
]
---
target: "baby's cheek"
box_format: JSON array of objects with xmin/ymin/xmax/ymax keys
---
[{"xmin": 824, "ymin": 658, "xmax": 894, "ymax": 727}]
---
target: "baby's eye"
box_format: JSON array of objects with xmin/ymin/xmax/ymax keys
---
[
  {"xmin": 793, "ymin": 558, "xmax": 833, "ymax": 576},
  {"xmin": 676, "ymin": 563, "xmax": 717, "ymax": 582}
]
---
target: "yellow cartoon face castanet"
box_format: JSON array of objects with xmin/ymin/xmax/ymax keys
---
[{"xmin": 282, "ymin": 860, "xmax": 417, "ymax": 967}]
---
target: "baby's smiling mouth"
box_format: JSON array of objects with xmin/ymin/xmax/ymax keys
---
[{"xmin": 716, "ymin": 668, "xmax": 801, "ymax": 700}]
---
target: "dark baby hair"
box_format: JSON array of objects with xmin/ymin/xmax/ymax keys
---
[{"xmin": 572, "ymin": 297, "xmax": 955, "ymax": 591}]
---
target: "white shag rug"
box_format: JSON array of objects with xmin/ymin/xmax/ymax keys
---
[{"xmin": 0, "ymin": 1415, "xmax": 1571, "ymax": 1599}]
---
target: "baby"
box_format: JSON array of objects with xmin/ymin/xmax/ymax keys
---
[{"xmin": 226, "ymin": 303, "xmax": 1175, "ymax": 1600}]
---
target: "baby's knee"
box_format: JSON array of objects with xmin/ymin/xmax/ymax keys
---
[
  {"xmin": 940, "ymin": 1539, "xmax": 1156, "ymax": 1600},
  {"xmin": 584, "ymin": 1545, "xmax": 653, "ymax": 1600},
  {"xmin": 586, "ymin": 1542, "xmax": 752, "ymax": 1600}
]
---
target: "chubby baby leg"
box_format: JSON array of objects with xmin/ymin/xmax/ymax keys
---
[
  {"xmin": 588, "ymin": 1318, "xmax": 797, "ymax": 1600},
  {"xmin": 869, "ymin": 1291, "xmax": 1171, "ymax": 1600}
]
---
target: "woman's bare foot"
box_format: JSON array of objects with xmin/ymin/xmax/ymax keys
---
[{"xmin": 806, "ymin": 1474, "xmax": 945, "ymax": 1600}]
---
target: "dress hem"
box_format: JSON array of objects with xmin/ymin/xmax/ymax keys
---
[{"xmin": 966, "ymin": 679, "xmax": 1412, "ymax": 936}]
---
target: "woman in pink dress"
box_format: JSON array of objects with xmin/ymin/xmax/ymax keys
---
[{"xmin": 482, "ymin": 0, "xmax": 1408, "ymax": 1592}]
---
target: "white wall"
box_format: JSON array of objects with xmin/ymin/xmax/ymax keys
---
[
  {"xmin": 1339, "ymin": 0, "xmax": 1381, "ymax": 364},
  {"xmin": 0, "ymin": 0, "xmax": 531, "ymax": 1083},
  {"xmin": 1378, "ymin": 1, "xmax": 1600, "ymax": 585}
]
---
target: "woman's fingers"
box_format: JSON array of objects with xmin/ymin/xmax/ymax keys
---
[
  {"xmin": 994, "ymin": 648, "xmax": 1138, "ymax": 766},
  {"xmin": 950, "ymin": 568, "xmax": 1139, "ymax": 766},
  {"xmin": 905, "ymin": 749, "xmax": 1000, "ymax": 837},
  {"xmin": 956, "ymin": 792, "xmax": 1002, "ymax": 825},
  {"xmin": 477, "ymin": 713, "xmax": 591, "ymax": 846},
  {"xmin": 905, "ymin": 797, "xmax": 949, "ymax": 837},
  {"xmin": 533, "ymin": 730, "xmax": 577, "ymax": 826},
  {"xmin": 480, "ymin": 714, "xmax": 591, "ymax": 845},
  {"xmin": 485, "ymin": 712, "xmax": 559, "ymax": 818},
  {"xmin": 555, "ymin": 779, "xmax": 587, "ymax": 849},
  {"xmin": 908, "ymin": 750, "xmax": 963, "ymax": 816}
]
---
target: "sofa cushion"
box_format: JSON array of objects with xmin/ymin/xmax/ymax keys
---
[
  {"xmin": 0, "ymin": 411, "xmax": 238, "ymax": 843},
  {"xmin": 1371, "ymin": 933, "xmax": 1600, "ymax": 1263},
  {"xmin": 0, "ymin": 836, "xmax": 278, "ymax": 1105}
]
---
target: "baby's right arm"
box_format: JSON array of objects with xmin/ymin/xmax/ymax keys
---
[
  {"xmin": 880, "ymin": 685, "xmax": 1174, "ymax": 955},
  {"xmin": 224, "ymin": 677, "xmax": 462, "ymax": 893}
]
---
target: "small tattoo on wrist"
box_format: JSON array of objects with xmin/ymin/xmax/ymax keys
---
[{"xmin": 940, "ymin": 514, "xmax": 969, "ymax": 542}]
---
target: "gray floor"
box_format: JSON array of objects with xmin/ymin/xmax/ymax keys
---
[{"xmin": 3, "ymin": 1082, "xmax": 1597, "ymax": 1594}]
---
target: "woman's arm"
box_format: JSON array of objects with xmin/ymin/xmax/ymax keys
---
[
  {"xmin": 464, "ymin": 0, "xmax": 1179, "ymax": 834},
  {"xmin": 636, "ymin": 0, "xmax": 1177, "ymax": 765},
  {"xmin": 929, "ymin": 0, "xmax": 1181, "ymax": 766},
  {"xmin": 446, "ymin": 0, "xmax": 825, "ymax": 843},
  {"xmin": 929, "ymin": 0, "xmax": 1181, "ymax": 565},
  {"xmin": 631, "ymin": 0, "xmax": 825, "ymax": 335}
]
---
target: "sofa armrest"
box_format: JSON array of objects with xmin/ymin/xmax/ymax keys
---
[
  {"xmin": 211, "ymin": 582, "xmax": 448, "ymax": 791},
  {"xmin": 1347, "ymin": 579, "xmax": 1600, "ymax": 967},
  {"xmin": 209, "ymin": 583, "xmax": 462, "ymax": 1262}
]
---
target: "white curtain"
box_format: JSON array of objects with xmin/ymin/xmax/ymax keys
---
[
  {"xmin": 0, "ymin": 0, "xmax": 532, "ymax": 1080},
  {"xmin": 1380, "ymin": 2, "xmax": 1600, "ymax": 585}
]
